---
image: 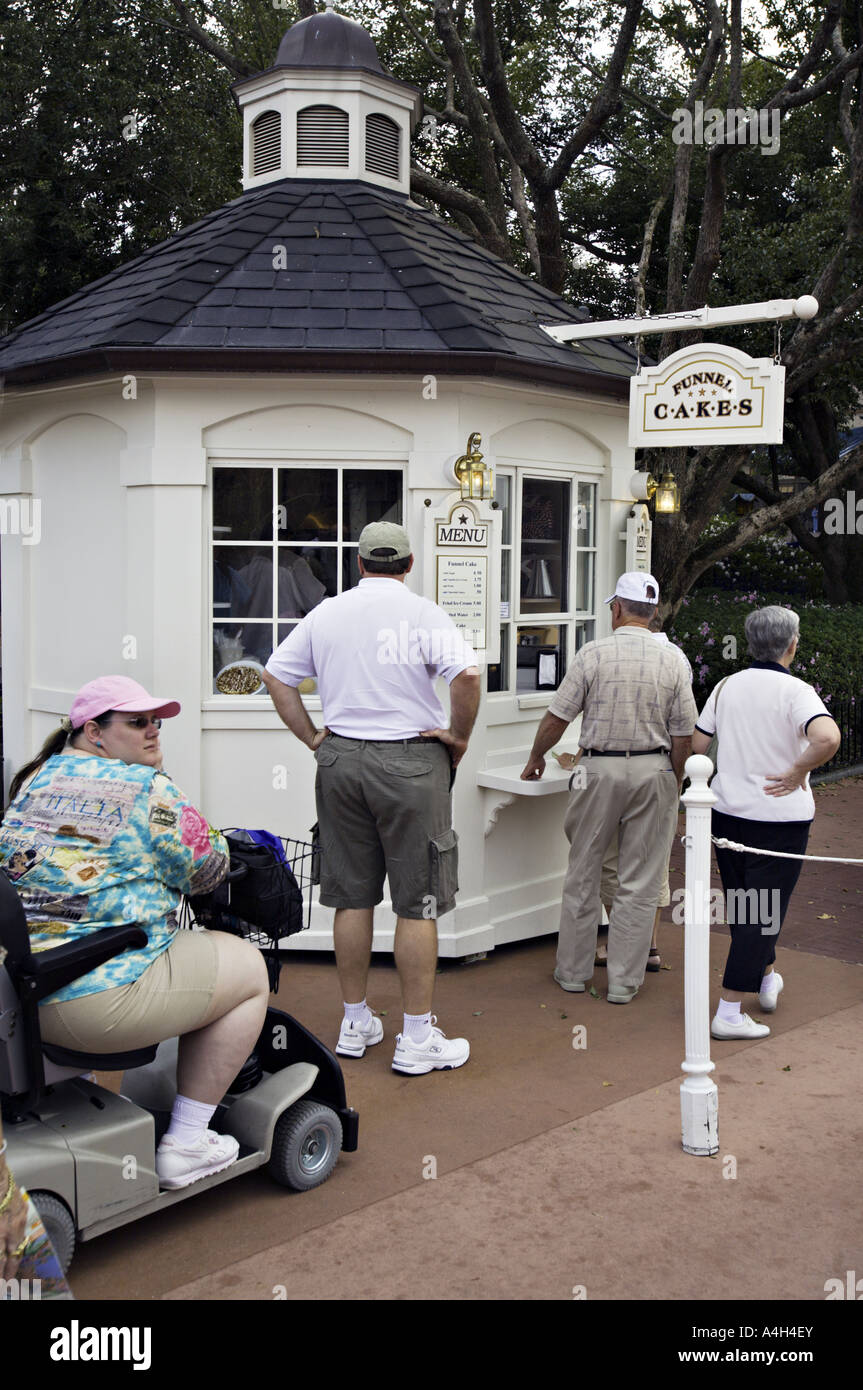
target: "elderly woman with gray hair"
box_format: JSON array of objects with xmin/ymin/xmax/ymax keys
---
[{"xmin": 692, "ymin": 606, "xmax": 840, "ymax": 1041}]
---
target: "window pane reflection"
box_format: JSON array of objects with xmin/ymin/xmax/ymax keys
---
[
  {"xmin": 214, "ymin": 547, "xmax": 272, "ymax": 620},
  {"xmin": 277, "ymin": 547, "xmax": 335, "ymax": 618},
  {"xmin": 520, "ymin": 478, "xmax": 570, "ymax": 614},
  {"xmin": 343, "ymin": 470, "xmax": 401, "ymax": 539},
  {"xmin": 277, "ymin": 470, "xmax": 338, "ymax": 540},
  {"xmin": 213, "ymin": 469, "xmax": 272, "ymax": 539}
]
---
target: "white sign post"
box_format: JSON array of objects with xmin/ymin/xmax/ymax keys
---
[{"xmin": 680, "ymin": 754, "xmax": 719, "ymax": 1156}]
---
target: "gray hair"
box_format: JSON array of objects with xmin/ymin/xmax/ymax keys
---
[
  {"xmin": 616, "ymin": 597, "xmax": 656, "ymax": 620},
  {"xmin": 744, "ymin": 606, "xmax": 799, "ymax": 662}
]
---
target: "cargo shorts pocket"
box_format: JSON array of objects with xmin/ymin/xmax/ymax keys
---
[
  {"xmin": 381, "ymin": 757, "xmax": 432, "ymax": 777},
  {"xmin": 314, "ymin": 744, "xmax": 339, "ymax": 767},
  {"xmin": 429, "ymin": 828, "xmax": 459, "ymax": 914}
]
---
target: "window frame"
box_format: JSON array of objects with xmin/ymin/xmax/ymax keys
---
[
  {"xmin": 489, "ymin": 463, "xmax": 600, "ymax": 709},
  {"xmin": 204, "ymin": 454, "xmax": 406, "ymax": 709}
]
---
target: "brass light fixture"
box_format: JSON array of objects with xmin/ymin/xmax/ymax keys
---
[
  {"xmin": 630, "ymin": 468, "xmax": 680, "ymax": 514},
  {"xmin": 653, "ymin": 470, "xmax": 680, "ymax": 514},
  {"xmin": 453, "ymin": 432, "xmax": 494, "ymax": 501}
]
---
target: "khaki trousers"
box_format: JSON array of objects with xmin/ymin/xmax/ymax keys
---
[{"xmin": 557, "ymin": 753, "xmax": 679, "ymax": 991}]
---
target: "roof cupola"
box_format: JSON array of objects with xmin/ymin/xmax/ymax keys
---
[{"xmin": 233, "ymin": 3, "xmax": 421, "ymax": 196}]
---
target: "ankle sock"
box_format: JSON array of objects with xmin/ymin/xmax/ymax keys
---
[
  {"xmin": 343, "ymin": 1000, "xmax": 372, "ymax": 1028},
  {"xmin": 403, "ymin": 1011, "xmax": 432, "ymax": 1043},
  {"xmin": 716, "ymin": 998, "xmax": 742, "ymax": 1023},
  {"xmin": 164, "ymin": 1094, "xmax": 217, "ymax": 1145}
]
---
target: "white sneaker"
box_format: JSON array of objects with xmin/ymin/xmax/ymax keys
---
[
  {"xmin": 336, "ymin": 1012, "xmax": 384, "ymax": 1058},
  {"xmin": 711, "ymin": 1012, "xmax": 770, "ymax": 1040},
  {"xmin": 392, "ymin": 1016, "xmax": 470, "ymax": 1075},
  {"xmin": 156, "ymin": 1129, "xmax": 240, "ymax": 1189},
  {"xmin": 759, "ymin": 971, "xmax": 784, "ymax": 1013}
]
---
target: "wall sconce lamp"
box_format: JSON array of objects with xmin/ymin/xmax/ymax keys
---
[
  {"xmin": 453, "ymin": 432, "xmax": 494, "ymax": 501},
  {"xmin": 630, "ymin": 469, "xmax": 680, "ymax": 515}
]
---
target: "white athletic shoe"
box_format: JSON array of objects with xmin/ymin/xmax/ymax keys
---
[
  {"xmin": 759, "ymin": 971, "xmax": 784, "ymax": 1013},
  {"xmin": 156, "ymin": 1129, "xmax": 240, "ymax": 1189},
  {"xmin": 391, "ymin": 1017, "xmax": 470, "ymax": 1075},
  {"xmin": 336, "ymin": 1012, "xmax": 384, "ymax": 1058},
  {"xmin": 710, "ymin": 1012, "xmax": 770, "ymax": 1040}
]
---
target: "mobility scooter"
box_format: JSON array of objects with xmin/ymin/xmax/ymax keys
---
[{"xmin": 0, "ymin": 836, "xmax": 358, "ymax": 1273}]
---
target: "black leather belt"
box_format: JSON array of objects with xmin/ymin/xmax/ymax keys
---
[
  {"xmin": 584, "ymin": 748, "xmax": 668, "ymax": 757},
  {"xmin": 330, "ymin": 734, "xmax": 440, "ymax": 745}
]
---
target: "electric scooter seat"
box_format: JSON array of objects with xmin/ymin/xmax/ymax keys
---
[{"xmin": 0, "ymin": 868, "xmax": 159, "ymax": 1117}]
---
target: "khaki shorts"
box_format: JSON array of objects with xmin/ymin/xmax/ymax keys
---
[
  {"xmin": 314, "ymin": 734, "xmax": 458, "ymax": 919},
  {"xmin": 39, "ymin": 929, "xmax": 220, "ymax": 1054}
]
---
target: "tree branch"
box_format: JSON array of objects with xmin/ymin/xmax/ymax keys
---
[{"xmin": 168, "ymin": 0, "xmax": 255, "ymax": 76}]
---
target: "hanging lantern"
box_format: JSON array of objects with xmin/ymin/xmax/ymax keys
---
[
  {"xmin": 653, "ymin": 470, "xmax": 680, "ymax": 514},
  {"xmin": 453, "ymin": 432, "xmax": 494, "ymax": 501}
]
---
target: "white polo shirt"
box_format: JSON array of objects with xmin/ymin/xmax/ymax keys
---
[
  {"xmin": 265, "ymin": 577, "xmax": 478, "ymax": 739},
  {"xmin": 696, "ymin": 663, "xmax": 831, "ymax": 821}
]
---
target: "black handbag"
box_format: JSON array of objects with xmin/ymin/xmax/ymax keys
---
[{"xmin": 189, "ymin": 830, "xmax": 304, "ymax": 937}]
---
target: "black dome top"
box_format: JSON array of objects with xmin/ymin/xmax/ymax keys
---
[{"xmin": 274, "ymin": 10, "xmax": 383, "ymax": 72}]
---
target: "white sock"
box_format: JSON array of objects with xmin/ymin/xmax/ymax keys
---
[
  {"xmin": 403, "ymin": 1011, "xmax": 432, "ymax": 1043},
  {"xmin": 761, "ymin": 972, "xmax": 778, "ymax": 992},
  {"xmin": 344, "ymin": 999, "xmax": 372, "ymax": 1027},
  {"xmin": 164, "ymin": 1094, "xmax": 217, "ymax": 1145},
  {"xmin": 717, "ymin": 998, "xmax": 741, "ymax": 1023}
]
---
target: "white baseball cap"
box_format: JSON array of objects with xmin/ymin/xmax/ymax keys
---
[{"xmin": 604, "ymin": 572, "xmax": 660, "ymax": 605}]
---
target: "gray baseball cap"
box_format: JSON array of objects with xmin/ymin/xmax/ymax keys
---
[{"xmin": 358, "ymin": 522, "xmax": 412, "ymax": 560}]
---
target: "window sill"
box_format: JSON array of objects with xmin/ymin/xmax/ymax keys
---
[
  {"xmin": 477, "ymin": 762, "xmax": 571, "ymax": 796},
  {"xmin": 517, "ymin": 693, "xmax": 555, "ymax": 710}
]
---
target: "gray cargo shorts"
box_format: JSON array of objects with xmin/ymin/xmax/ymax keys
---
[{"xmin": 313, "ymin": 733, "xmax": 458, "ymax": 920}]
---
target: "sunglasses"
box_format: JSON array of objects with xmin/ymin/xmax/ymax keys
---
[{"xmin": 106, "ymin": 716, "xmax": 163, "ymax": 730}]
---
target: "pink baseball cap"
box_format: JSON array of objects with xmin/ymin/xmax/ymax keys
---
[{"xmin": 69, "ymin": 676, "xmax": 181, "ymax": 728}]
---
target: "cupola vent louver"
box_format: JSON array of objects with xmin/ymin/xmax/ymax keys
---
[
  {"xmin": 297, "ymin": 105, "xmax": 350, "ymax": 165},
  {"xmin": 364, "ymin": 113, "xmax": 400, "ymax": 179},
  {"xmin": 252, "ymin": 110, "xmax": 281, "ymax": 175}
]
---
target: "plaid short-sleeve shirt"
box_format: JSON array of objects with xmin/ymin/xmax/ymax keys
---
[{"xmin": 548, "ymin": 627, "xmax": 697, "ymax": 750}]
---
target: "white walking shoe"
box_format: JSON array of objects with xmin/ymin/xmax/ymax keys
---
[
  {"xmin": 392, "ymin": 1017, "xmax": 470, "ymax": 1075},
  {"xmin": 336, "ymin": 1012, "xmax": 384, "ymax": 1058},
  {"xmin": 710, "ymin": 1012, "xmax": 770, "ymax": 1040},
  {"xmin": 156, "ymin": 1129, "xmax": 240, "ymax": 1189},
  {"xmin": 759, "ymin": 971, "xmax": 784, "ymax": 1013}
]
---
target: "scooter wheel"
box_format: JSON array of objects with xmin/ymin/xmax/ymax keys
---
[
  {"xmin": 28, "ymin": 1191, "xmax": 76, "ymax": 1274},
  {"xmin": 268, "ymin": 1099, "xmax": 342, "ymax": 1191}
]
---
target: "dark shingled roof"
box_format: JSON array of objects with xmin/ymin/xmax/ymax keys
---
[{"xmin": 0, "ymin": 180, "xmax": 638, "ymax": 392}]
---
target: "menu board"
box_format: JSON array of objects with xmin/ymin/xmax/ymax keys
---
[{"xmin": 436, "ymin": 554, "xmax": 487, "ymax": 651}]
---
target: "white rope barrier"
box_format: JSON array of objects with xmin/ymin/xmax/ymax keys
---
[{"xmin": 709, "ymin": 836, "xmax": 863, "ymax": 865}]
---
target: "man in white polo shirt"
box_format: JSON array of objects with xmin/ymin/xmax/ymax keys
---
[
  {"xmin": 263, "ymin": 522, "xmax": 481, "ymax": 1075},
  {"xmin": 521, "ymin": 572, "xmax": 697, "ymax": 1003}
]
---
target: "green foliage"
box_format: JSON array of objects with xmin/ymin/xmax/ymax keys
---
[
  {"xmin": 694, "ymin": 520, "xmax": 826, "ymax": 601},
  {"xmin": 668, "ymin": 590, "xmax": 863, "ymax": 710}
]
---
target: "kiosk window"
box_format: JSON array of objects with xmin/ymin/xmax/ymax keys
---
[
  {"xmin": 488, "ymin": 472, "xmax": 597, "ymax": 695},
  {"xmin": 211, "ymin": 464, "xmax": 402, "ymax": 694}
]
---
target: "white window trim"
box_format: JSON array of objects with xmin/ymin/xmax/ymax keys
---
[
  {"xmin": 204, "ymin": 456, "xmax": 405, "ymax": 708},
  {"xmin": 488, "ymin": 464, "xmax": 599, "ymax": 706}
]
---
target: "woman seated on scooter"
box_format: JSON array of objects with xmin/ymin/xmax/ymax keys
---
[{"xmin": 0, "ymin": 676, "xmax": 271, "ymax": 1190}]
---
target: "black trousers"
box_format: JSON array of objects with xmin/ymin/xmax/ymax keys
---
[{"xmin": 712, "ymin": 810, "xmax": 811, "ymax": 994}]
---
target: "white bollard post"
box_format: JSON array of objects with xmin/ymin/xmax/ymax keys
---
[{"xmin": 680, "ymin": 754, "xmax": 719, "ymax": 1155}]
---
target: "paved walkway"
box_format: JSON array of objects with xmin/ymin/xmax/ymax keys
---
[{"xmin": 72, "ymin": 777, "xmax": 861, "ymax": 1303}]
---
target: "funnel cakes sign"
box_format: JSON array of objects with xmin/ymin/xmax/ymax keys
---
[{"xmin": 629, "ymin": 342, "xmax": 785, "ymax": 447}]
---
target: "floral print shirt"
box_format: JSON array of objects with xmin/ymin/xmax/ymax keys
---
[{"xmin": 0, "ymin": 753, "xmax": 228, "ymax": 1004}]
